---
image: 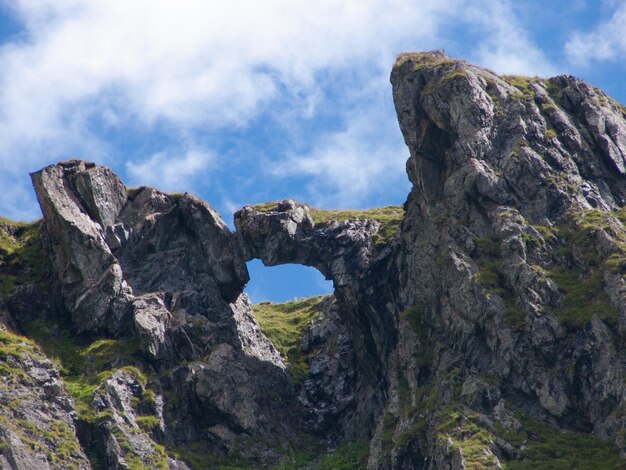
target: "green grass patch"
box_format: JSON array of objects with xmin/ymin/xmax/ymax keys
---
[
  {"xmin": 544, "ymin": 129, "xmax": 557, "ymax": 140},
  {"xmin": 0, "ymin": 326, "xmax": 42, "ymax": 359},
  {"xmin": 24, "ymin": 319, "xmax": 140, "ymax": 376},
  {"xmin": 501, "ymin": 75, "xmax": 546, "ymax": 98},
  {"xmin": 473, "ymin": 235, "xmax": 503, "ymax": 288},
  {"xmin": 315, "ymin": 441, "xmax": 369, "ymax": 470},
  {"xmin": 475, "ymin": 260, "xmax": 501, "ymax": 287},
  {"xmin": 471, "ymin": 235, "xmax": 528, "ymax": 329},
  {"xmin": 23, "ymin": 318, "xmax": 143, "ymax": 422},
  {"xmin": 0, "ymin": 219, "xmax": 46, "ymax": 300},
  {"xmin": 0, "ymin": 414, "xmax": 84, "ymax": 468},
  {"xmin": 395, "ymin": 383, "xmax": 439, "ymax": 447},
  {"xmin": 441, "ymin": 70, "xmax": 469, "ymax": 84},
  {"xmin": 393, "ymin": 52, "xmax": 461, "ymax": 71},
  {"xmin": 0, "ymin": 326, "xmax": 46, "ymax": 381},
  {"xmin": 548, "ymin": 269, "xmax": 618, "ymax": 327},
  {"xmin": 474, "ymin": 235, "xmax": 501, "ymax": 258},
  {"xmin": 309, "ymin": 205, "xmax": 403, "ymax": 224},
  {"xmin": 273, "ymin": 441, "xmax": 368, "ymax": 470},
  {"xmin": 111, "ymin": 426, "xmax": 168, "ymax": 470},
  {"xmin": 437, "ymin": 406, "xmax": 498, "ymax": 469},
  {"xmin": 171, "ymin": 441, "xmax": 253, "ymax": 470},
  {"xmin": 500, "ymin": 291, "xmax": 526, "ymax": 330},
  {"xmin": 249, "ymin": 201, "xmax": 280, "ymax": 212},
  {"xmin": 541, "ymin": 103, "xmax": 557, "ymax": 112},
  {"xmin": 310, "ymin": 206, "xmax": 403, "ymax": 247},
  {"xmin": 500, "ymin": 414, "xmax": 623, "ymax": 469},
  {"xmin": 136, "ymin": 416, "xmax": 160, "ymax": 433},
  {"xmin": 532, "ymin": 225, "xmax": 557, "ymax": 242},
  {"xmin": 543, "ymin": 208, "xmax": 624, "ymax": 327},
  {"xmin": 253, "ymin": 295, "xmax": 329, "ymax": 383}
]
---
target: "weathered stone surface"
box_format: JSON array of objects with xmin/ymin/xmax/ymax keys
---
[
  {"xmin": 235, "ymin": 199, "xmax": 379, "ymax": 285},
  {"xmin": 162, "ymin": 343, "xmax": 302, "ymax": 462},
  {"xmin": 133, "ymin": 293, "xmax": 172, "ymax": 361},
  {"xmin": 27, "ymin": 160, "xmax": 303, "ymax": 465},
  {"xmin": 370, "ymin": 50, "xmax": 626, "ymax": 467},
  {"xmin": 297, "ymin": 296, "xmax": 358, "ymax": 440},
  {"xmin": 118, "ymin": 190, "xmax": 248, "ymax": 305},
  {"xmin": 235, "ymin": 201, "xmax": 393, "ymax": 440},
  {"xmin": 231, "ymin": 293, "xmax": 284, "ymax": 367},
  {"xmin": 0, "ymin": 326, "xmax": 89, "ymax": 469},
  {"xmin": 30, "ymin": 161, "xmax": 131, "ymax": 335},
  {"xmin": 69, "ymin": 164, "xmax": 127, "ymax": 229}
]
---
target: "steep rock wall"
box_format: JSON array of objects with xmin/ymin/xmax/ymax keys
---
[
  {"xmin": 368, "ymin": 50, "xmax": 626, "ymax": 469},
  {"xmin": 24, "ymin": 161, "xmax": 303, "ymax": 467}
]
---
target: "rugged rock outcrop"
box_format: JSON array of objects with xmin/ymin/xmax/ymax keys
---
[
  {"xmin": 0, "ymin": 325, "xmax": 89, "ymax": 470},
  {"xmin": 234, "ymin": 50, "xmax": 626, "ymax": 468},
  {"xmin": 1, "ymin": 50, "xmax": 626, "ymax": 469},
  {"xmin": 23, "ymin": 160, "xmax": 300, "ymax": 467},
  {"xmin": 235, "ymin": 200, "xmax": 398, "ymax": 440},
  {"xmin": 371, "ymin": 50, "xmax": 626, "ymax": 468}
]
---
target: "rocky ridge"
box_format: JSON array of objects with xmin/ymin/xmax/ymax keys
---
[{"xmin": 0, "ymin": 50, "xmax": 625, "ymax": 469}]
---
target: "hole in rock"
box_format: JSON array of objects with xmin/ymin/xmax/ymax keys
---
[{"xmin": 244, "ymin": 259, "xmax": 333, "ymax": 304}]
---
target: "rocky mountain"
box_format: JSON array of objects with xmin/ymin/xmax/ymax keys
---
[{"xmin": 1, "ymin": 50, "xmax": 626, "ymax": 469}]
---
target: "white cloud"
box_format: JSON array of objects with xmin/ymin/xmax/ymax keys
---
[
  {"xmin": 565, "ymin": 3, "xmax": 626, "ymax": 64},
  {"xmin": 0, "ymin": 0, "xmax": 557, "ymax": 220},
  {"xmin": 272, "ymin": 101, "xmax": 409, "ymax": 208},
  {"xmin": 125, "ymin": 148, "xmax": 214, "ymax": 192},
  {"xmin": 463, "ymin": 0, "xmax": 555, "ymax": 76},
  {"xmin": 0, "ymin": 0, "xmax": 451, "ymax": 136}
]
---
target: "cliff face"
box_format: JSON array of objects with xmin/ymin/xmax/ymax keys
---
[
  {"xmin": 379, "ymin": 50, "xmax": 626, "ymax": 468},
  {"xmin": 1, "ymin": 50, "xmax": 626, "ymax": 469}
]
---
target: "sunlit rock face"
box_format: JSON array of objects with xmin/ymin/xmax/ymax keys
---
[
  {"xmin": 28, "ymin": 160, "xmax": 301, "ymax": 467},
  {"xmin": 372, "ymin": 50, "xmax": 626, "ymax": 468}
]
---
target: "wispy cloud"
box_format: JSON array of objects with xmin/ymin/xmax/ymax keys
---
[
  {"xmin": 271, "ymin": 97, "xmax": 409, "ymax": 209},
  {"xmin": 125, "ymin": 148, "xmax": 214, "ymax": 192},
  {"xmin": 565, "ymin": 3, "xmax": 626, "ymax": 64},
  {"xmin": 0, "ymin": 0, "xmax": 557, "ymax": 220},
  {"xmin": 463, "ymin": 0, "xmax": 556, "ymax": 76}
]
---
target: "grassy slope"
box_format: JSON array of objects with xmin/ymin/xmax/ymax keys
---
[
  {"xmin": 253, "ymin": 295, "xmax": 329, "ymax": 383},
  {"xmin": 0, "ymin": 218, "xmax": 45, "ymax": 298},
  {"xmin": 0, "ymin": 325, "xmax": 86, "ymax": 467},
  {"xmin": 252, "ymin": 295, "xmax": 372, "ymax": 469},
  {"xmin": 500, "ymin": 414, "xmax": 624, "ymax": 470}
]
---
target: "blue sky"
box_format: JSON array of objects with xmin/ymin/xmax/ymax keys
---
[{"xmin": 0, "ymin": 0, "xmax": 624, "ymax": 302}]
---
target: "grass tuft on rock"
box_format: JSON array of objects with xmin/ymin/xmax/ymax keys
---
[
  {"xmin": 544, "ymin": 208, "xmax": 623, "ymax": 327},
  {"xmin": 0, "ymin": 218, "xmax": 46, "ymax": 299},
  {"xmin": 437, "ymin": 406, "xmax": 499, "ymax": 469},
  {"xmin": 499, "ymin": 414, "xmax": 623, "ymax": 469},
  {"xmin": 250, "ymin": 202, "xmax": 404, "ymax": 247},
  {"xmin": 310, "ymin": 206, "xmax": 404, "ymax": 247},
  {"xmin": 393, "ymin": 52, "xmax": 463, "ymax": 72}
]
